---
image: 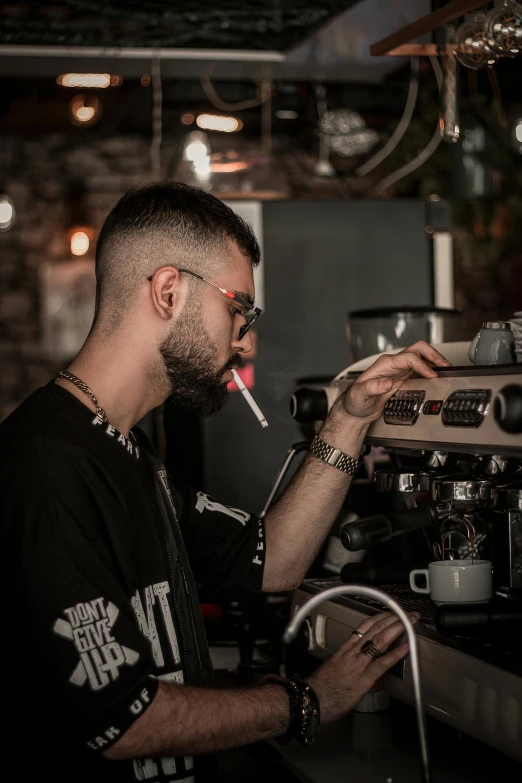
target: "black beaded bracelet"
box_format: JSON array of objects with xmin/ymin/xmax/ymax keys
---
[
  {"xmin": 275, "ymin": 678, "xmax": 300, "ymax": 745},
  {"xmin": 275, "ymin": 677, "xmax": 321, "ymax": 747}
]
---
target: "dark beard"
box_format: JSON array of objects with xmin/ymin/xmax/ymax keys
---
[{"xmin": 159, "ymin": 322, "xmax": 239, "ymax": 418}]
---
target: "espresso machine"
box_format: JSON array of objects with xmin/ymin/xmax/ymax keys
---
[{"xmin": 286, "ymin": 355, "xmax": 522, "ymax": 763}]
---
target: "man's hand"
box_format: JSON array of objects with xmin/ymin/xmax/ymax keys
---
[
  {"xmin": 338, "ymin": 341, "xmax": 451, "ymax": 425},
  {"xmin": 308, "ymin": 611, "xmax": 419, "ymax": 724}
]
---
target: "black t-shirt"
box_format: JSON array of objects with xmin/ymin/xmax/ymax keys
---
[{"xmin": 0, "ymin": 382, "xmax": 266, "ymax": 782}]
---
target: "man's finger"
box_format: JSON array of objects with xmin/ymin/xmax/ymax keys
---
[
  {"xmin": 371, "ymin": 642, "xmax": 409, "ymax": 675},
  {"xmin": 342, "ymin": 613, "xmax": 399, "ymax": 652},
  {"xmin": 361, "ymin": 377, "xmax": 395, "ymax": 398},
  {"xmin": 356, "ymin": 619, "xmax": 413, "ymax": 669},
  {"xmin": 391, "ymin": 351, "xmax": 439, "ymax": 379},
  {"xmin": 402, "ymin": 341, "xmax": 452, "ymax": 367},
  {"xmin": 363, "ymin": 350, "xmax": 439, "ymax": 382},
  {"xmin": 358, "ymin": 613, "xmax": 407, "ymax": 646},
  {"xmin": 347, "ymin": 611, "xmax": 396, "ymax": 639},
  {"xmin": 368, "ymin": 619, "xmax": 411, "ymax": 655},
  {"xmin": 345, "ymin": 611, "xmax": 418, "ymax": 652}
]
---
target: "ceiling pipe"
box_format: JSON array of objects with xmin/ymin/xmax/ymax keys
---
[{"xmin": 0, "ymin": 45, "xmax": 286, "ymax": 63}]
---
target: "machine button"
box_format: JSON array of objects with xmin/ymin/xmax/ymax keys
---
[
  {"xmin": 442, "ymin": 389, "xmax": 491, "ymax": 427},
  {"xmin": 290, "ymin": 388, "xmax": 328, "ymax": 423},
  {"xmin": 494, "ymin": 384, "xmax": 522, "ymax": 434},
  {"xmin": 383, "ymin": 390, "xmax": 425, "ymax": 426}
]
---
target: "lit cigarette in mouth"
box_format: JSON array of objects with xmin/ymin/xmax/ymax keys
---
[{"xmin": 231, "ymin": 369, "xmax": 268, "ymax": 428}]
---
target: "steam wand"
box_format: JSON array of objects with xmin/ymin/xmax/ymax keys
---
[
  {"xmin": 283, "ymin": 584, "xmax": 431, "ymax": 783},
  {"xmin": 259, "ymin": 441, "xmax": 309, "ymax": 519}
]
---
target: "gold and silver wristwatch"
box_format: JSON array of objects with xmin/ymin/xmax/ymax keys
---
[{"xmin": 309, "ymin": 435, "xmax": 360, "ymax": 475}]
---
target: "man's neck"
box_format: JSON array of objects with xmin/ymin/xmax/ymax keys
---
[{"xmin": 55, "ymin": 333, "xmax": 166, "ymax": 437}]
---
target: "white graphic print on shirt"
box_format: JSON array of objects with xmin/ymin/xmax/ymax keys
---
[
  {"xmin": 195, "ymin": 492, "xmax": 264, "ymax": 570},
  {"xmin": 130, "ymin": 588, "xmax": 193, "ymax": 782},
  {"xmin": 131, "ymin": 581, "xmax": 180, "ymax": 667},
  {"xmin": 157, "ymin": 466, "xmax": 176, "ymax": 507},
  {"xmin": 53, "ymin": 598, "xmax": 140, "ymax": 691},
  {"xmin": 195, "ymin": 491, "xmax": 251, "ymax": 526},
  {"xmin": 71, "ymin": 584, "xmax": 192, "ymax": 778},
  {"xmin": 253, "ymin": 518, "xmax": 264, "ymax": 566},
  {"xmin": 91, "ymin": 415, "xmax": 141, "ymax": 459}
]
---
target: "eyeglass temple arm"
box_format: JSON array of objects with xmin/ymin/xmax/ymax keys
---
[{"xmin": 148, "ymin": 269, "xmax": 251, "ymax": 307}]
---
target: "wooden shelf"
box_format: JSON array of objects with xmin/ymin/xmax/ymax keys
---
[{"xmin": 370, "ymin": 0, "xmax": 486, "ymax": 57}]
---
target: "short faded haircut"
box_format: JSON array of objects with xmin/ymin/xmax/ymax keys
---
[{"xmin": 93, "ymin": 181, "xmax": 260, "ymax": 329}]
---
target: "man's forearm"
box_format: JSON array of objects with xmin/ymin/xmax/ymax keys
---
[
  {"xmin": 262, "ymin": 413, "xmax": 369, "ymax": 592},
  {"xmin": 104, "ymin": 681, "xmax": 289, "ymax": 760}
]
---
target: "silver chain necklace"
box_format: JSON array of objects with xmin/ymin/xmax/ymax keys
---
[
  {"xmin": 57, "ymin": 370, "xmax": 137, "ymax": 442},
  {"xmin": 58, "ymin": 371, "xmax": 109, "ymax": 422}
]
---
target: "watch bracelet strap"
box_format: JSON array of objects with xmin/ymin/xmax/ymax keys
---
[
  {"xmin": 291, "ymin": 677, "xmax": 321, "ymax": 746},
  {"xmin": 275, "ymin": 677, "xmax": 321, "ymax": 747},
  {"xmin": 310, "ymin": 434, "xmax": 360, "ymax": 475}
]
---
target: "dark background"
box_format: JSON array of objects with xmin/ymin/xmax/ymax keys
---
[{"xmin": 202, "ymin": 199, "xmax": 434, "ymax": 512}]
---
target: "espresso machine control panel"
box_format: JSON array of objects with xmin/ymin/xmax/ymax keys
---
[
  {"xmin": 366, "ymin": 367, "xmax": 522, "ymax": 456},
  {"xmin": 385, "ymin": 388, "xmax": 492, "ymax": 427}
]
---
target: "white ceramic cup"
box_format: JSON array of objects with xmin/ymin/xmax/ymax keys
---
[{"xmin": 409, "ymin": 560, "xmax": 493, "ymax": 604}]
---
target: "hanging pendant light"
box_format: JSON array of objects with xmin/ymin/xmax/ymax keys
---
[{"xmin": 0, "ymin": 194, "xmax": 15, "ymax": 232}]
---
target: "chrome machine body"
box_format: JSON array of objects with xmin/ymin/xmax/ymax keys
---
[{"xmin": 291, "ymin": 363, "xmax": 522, "ymax": 763}]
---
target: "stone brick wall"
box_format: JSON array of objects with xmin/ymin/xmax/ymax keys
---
[{"xmin": 0, "ymin": 135, "xmax": 152, "ymax": 422}]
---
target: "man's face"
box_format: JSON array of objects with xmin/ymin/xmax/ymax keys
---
[{"xmin": 159, "ymin": 242, "xmax": 255, "ymax": 417}]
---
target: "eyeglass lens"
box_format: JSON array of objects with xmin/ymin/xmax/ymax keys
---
[{"xmin": 238, "ymin": 310, "xmax": 258, "ymax": 339}]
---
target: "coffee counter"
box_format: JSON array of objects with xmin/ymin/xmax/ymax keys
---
[{"xmin": 252, "ymin": 699, "xmax": 521, "ymax": 783}]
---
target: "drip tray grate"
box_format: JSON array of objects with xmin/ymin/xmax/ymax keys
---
[
  {"xmin": 304, "ymin": 578, "xmax": 522, "ymax": 669},
  {"xmin": 306, "ymin": 579, "xmax": 437, "ymax": 626}
]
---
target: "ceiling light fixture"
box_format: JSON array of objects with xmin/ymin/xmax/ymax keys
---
[
  {"xmin": 319, "ymin": 109, "xmax": 380, "ymax": 157},
  {"xmin": 196, "ymin": 114, "xmax": 243, "ymax": 133},
  {"xmin": 210, "ymin": 161, "xmax": 248, "ymax": 173},
  {"xmin": 183, "ymin": 130, "xmax": 211, "ymax": 162},
  {"xmin": 58, "ymin": 73, "xmax": 122, "ymax": 88},
  {"xmin": 70, "ymin": 95, "xmax": 102, "ymax": 126},
  {"xmin": 512, "ymin": 117, "xmax": 522, "ymax": 153},
  {"xmin": 275, "ymin": 110, "xmax": 299, "ymax": 120},
  {"xmin": 181, "ymin": 131, "xmax": 212, "ymax": 184},
  {"xmin": 0, "ymin": 194, "xmax": 15, "ymax": 231},
  {"xmin": 70, "ymin": 229, "xmax": 90, "ymax": 256}
]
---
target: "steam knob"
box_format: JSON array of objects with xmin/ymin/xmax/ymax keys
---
[
  {"xmin": 494, "ymin": 384, "xmax": 522, "ymax": 434},
  {"xmin": 290, "ymin": 388, "xmax": 328, "ymax": 423},
  {"xmin": 289, "ymin": 616, "xmax": 314, "ymax": 652}
]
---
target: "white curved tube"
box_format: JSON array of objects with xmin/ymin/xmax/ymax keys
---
[
  {"xmin": 373, "ymin": 57, "xmax": 444, "ymax": 197},
  {"xmin": 283, "ymin": 584, "xmax": 431, "ymax": 783},
  {"xmin": 356, "ymin": 57, "xmax": 421, "ymax": 178}
]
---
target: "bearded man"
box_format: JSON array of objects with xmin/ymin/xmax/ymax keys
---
[{"xmin": 0, "ymin": 182, "xmax": 449, "ymax": 782}]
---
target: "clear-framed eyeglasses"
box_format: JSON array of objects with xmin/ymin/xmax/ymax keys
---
[{"xmin": 147, "ymin": 267, "xmax": 262, "ymax": 341}]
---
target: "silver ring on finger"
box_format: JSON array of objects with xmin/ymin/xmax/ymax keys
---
[
  {"xmin": 361, "ymin": 639, "xmax": 382, "ymax": 660},
  {"xmin": 351, "ymin": 629, "xmax": 364, "ymax": 639}
]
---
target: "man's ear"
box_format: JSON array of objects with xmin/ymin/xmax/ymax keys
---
[{"xmin": 148, "ymin": 266, "xmax": 185, "ymax": 321}]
